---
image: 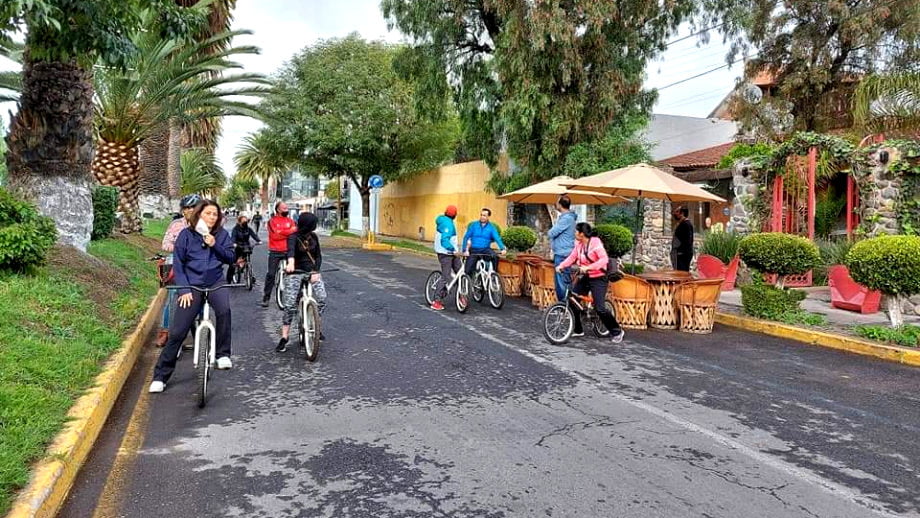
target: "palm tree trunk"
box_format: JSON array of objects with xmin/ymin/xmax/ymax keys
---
[
  {"xmin": 260, "ymin": 182, "xmax": 269, "ymax": 214},
  {"xmin": 167, "ymin": 119, "xmax": 182, "ymax": 199},
  {"xmin": 6, "ymin": 54, "xmax": 95, "ymax": 251},
  {"xmin": 93, "ymin": 139, "xmax": 142, "ymax": 233},
  {"xmin": 138, "ymin": 124, "xmax": 171, "ymax": 218}
]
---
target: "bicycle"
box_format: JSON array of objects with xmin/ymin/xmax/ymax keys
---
[
  {"xmin": 542, "ymin": 273, "xmax": 615, "ymax": 345},
  {"xmin": 231, "ymin": 243, "xmax": 260, "ymax": 291},
  {"xmin": 149, "ymin": 253, "xmax": 172, "ymax": 287},
  {"xmin": 287, "ymin": 268, "xmax": 338, "ymax": 361},
  {"xmin": 424, "ymin": 256, "xmax": 471, "ymax": 313},
  {"xmin": 467, "ymin": 253, "xmax": 504, "ymax": 310},
  {"xmin": 166, "ymin": 283, "xmax": 243, "ymax": 407},
  {"xmin": 275, "ymin": 261, "xmax": 286, "ymax": 310}
]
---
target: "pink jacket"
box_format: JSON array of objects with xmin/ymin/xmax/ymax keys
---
[
  {"xmin": 162, "ymin": 218, "xmax": 188, "ymax": 253},
  {"xmin": 559, "ymin": 236, "xmax": 609, "ymax": 279}
]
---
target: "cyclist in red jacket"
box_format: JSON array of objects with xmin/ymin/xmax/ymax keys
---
[{"xmin": 261, "ymin": 202, "xmax": 297, "ymax": 307}]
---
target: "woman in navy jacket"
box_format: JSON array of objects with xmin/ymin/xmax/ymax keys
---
[{"xmin": 150, "ymin": 200, "xmax": 236, "ymax": 393}]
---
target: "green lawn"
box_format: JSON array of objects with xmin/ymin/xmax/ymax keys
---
[{"xmin": 0, "ymin": 232, "xmax": 161, "ymax": 514}]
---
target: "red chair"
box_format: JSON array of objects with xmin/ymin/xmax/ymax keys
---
[
  {"xmin": 828, "ymin": 265, "xmax": 881, "ymax": 314},
  {"xmin": 696, "ymin": 254, "xmax": 740, "ymax": 292}
]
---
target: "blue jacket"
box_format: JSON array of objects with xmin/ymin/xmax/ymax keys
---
[
  {"xmin": 433, "ymin": 214, "xmax": 458, "ymax": 254},
  {"xmin": 172, "ymin": 227, "xmax": 235, "ymax": 295},
  {"xmin": 463, "ymin": 221, "xmax": 506, "ymax": 251},
  {"xmin": 548, "ymin": 210, "xmax": 577, "ymax": 257}
]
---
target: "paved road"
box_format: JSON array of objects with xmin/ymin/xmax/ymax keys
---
[{"xmin": 59, "ymin": 236, "xmax": 920, "ymax": 517}]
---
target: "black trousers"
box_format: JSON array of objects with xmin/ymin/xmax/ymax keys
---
[
  {"xmin": 569, "ymin": 275, "xmax": 620, "ymax": 334},
  {"xmin": 263, "ymin": 251, "xmax": 286, "ymax": 299},
  {"xmin": 465, "ymin": 248, "xmax": 496, "ymax": 276},
  {"xmin": 153, "ymin": 283, "xmax": 232, "ymax": 382},
  {"xmin": 226, "ymin": 246, "xmax": 253, "ymax": 283}
]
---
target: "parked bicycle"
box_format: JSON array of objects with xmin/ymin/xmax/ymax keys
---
[
  {"xmin": 231, "ymin": 243, "xmax": 260, "ymax": 291},
  {"xmin": 542, "ymin": 273, "xmax": 614, "ymax": 345},
  {"xmin": 165, "ymin": 283, "xmax": 243, "ymax": 407},
  {"xmin": 424, "ymin": 257, "xmax": 471, "ymax": 313},
  {"xmin": 288, "ymin": 269, "xmax": 338, "ymax": 361},
  {"xmin": 467, "ymin": 253, "xmax": 504, "ymax": 310}
]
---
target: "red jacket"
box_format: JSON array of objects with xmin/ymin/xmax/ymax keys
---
[{"xmin": 267, "ymin": 215, "xmax": 297, "ymax": 252}]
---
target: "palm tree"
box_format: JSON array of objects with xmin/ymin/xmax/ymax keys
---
[
  {"xmin": 854, "ymin": 72, "xmax": 920, "ymax": 134},
  {"xmin": 234, "ymin": 130, "xmax": 290, "ymax": 213},
  {"xmin": 0, "ymin": 37, "xmax": 22, "ymax": 103},
  {"xmin": 92, "ymin": 15, "xmax": 268, "ymax": 232},
  {"xmin": 180, "ymin": 148, "xmax": 225, "ymax": 197}
]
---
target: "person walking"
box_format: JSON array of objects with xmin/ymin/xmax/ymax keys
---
[
  {"xmin": 155, "ymin": 194, "xmax": 202, "ymax": 346},
  {"xmin": 261, "ymin": 202, "xmax": 297, "ymax": 307},
  {"xmin": 251, "ymin": 212, "xmax": 263, "ymax": 234},
  {"xmin": 670, "ymin": 206, "xmax": 694, "ymax": 272},
  {"xmin": 548, "ymin": 195, "xmax": 577, "ymax": 302},
  {"xmin": 556, "ymin": 222, "xmax": 625, "ymax": 343},
  {"xmin": 276, "ymin": 212, "xmax": 328, "ymax": 353},
  {"xmin": 149, "ymin": 200, "xmax": 237, "ymax": 393},
  {"xmin": 226, "ymin": 214, "xmax": 261, "ymax": 284},
  {"xmin": 431, "ymin": 205, "xmax": 462, "ymax": 311},
  {"xmin": 462, "ymin": 208, "xmax": 507, "ymax": 275}
]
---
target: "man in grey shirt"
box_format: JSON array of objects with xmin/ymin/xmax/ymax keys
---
[{"xmin": 548, "ymin": 195, "xmax": 577, "ymax": 301}]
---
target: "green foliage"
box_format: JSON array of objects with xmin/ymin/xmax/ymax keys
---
[
  {"xmin": 717, "ymin": 143, "xmax": 774, "ymax": 169},
  {"xmin": 324, "ymin": 178, "xmax": 341, "ymax": 200},
  {"xmin": 597, "ymin": 204, "xmax": 640, "ymax": 232},
  {"xmin": 739, "ymin": 233, "xmax": 820, "ymax": 277},
  {"xmin": 90, "ymin": 185, "xmax": 118, "ymax": 240},
  {"xmin": 854, "ymin": 324, "xmax": 920, "ymax": 348},
  {"xmin": 262, "ymin": 35, "xmax": 459, "ymax": 201},
  {"xmin": 0, "ymin": 188, "xmax": 57, "ymax": 271},
  {"xmin": 854, "ymin": 72, "xmax": 920, "ymax": 133},
  {"xmin": 815, "ymin": 191, "xmax": 845, "ymax": 239},
  {"xmin": 0, "ymin": 126, "xmax": 7, "ymax": 186},
  {"xmin": 813, "ymin": 238, "xmax": 854, "ymax": 285},
  {"xmin": 180, "ymin": 149, "xmax": 225, "ymax": 197},
  {"xmin": 220, "ymin": 177, "xmax": 259, "ymax": 209},
  {"xmin": 623, "ymin": 263, "xmax": 644, "ymax": 275},
  {"xmin": 501, "ymin": 226, "xmax": 537, "ymax": 253},
  {"xmin": 740, "ymin": 283, "xmax": 807, "ymax": 320},
  {"xmin": 563, "ymin": 114, "xmax": 652, "ymax": 179},
  {"xmin": 700, "ymin": 231, "xmax": 742, "ymax": 264},
  {"xmin": 595, "ymin": 224, "xmax": 634, "ymax": 259},
  {"xmin": 845, "ymin": 235, "xmax": 920, "ymax": 296}
]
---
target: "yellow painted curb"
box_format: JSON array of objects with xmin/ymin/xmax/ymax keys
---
[
  {"xmin": 6, "ymin": 289, "xmax": 167, "ymax": 518},
  {"xmin": 715, "ymin": 312, "xmax": 920, "ymax": 368}
]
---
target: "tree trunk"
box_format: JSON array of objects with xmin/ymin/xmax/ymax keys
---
[
  {"xmin": 260, "ymin": 181, "xmax": 269, "ymax": 215},
  {"xmin": 166, "ymin": 119, "xmax": 182, "ymax": 199},
  {"xmin": 93, "ymin": 139, "xmax": 142, "ymax": 233},
  {"xmin": 360, "ymin": 185, "xmax": 371, "ymax": 238},
  {"xmin": 888, "ymin": 295, "xmax": 904, "ymax": 328},
  {"xmin": 138, "ymin": 124, "xmax": 171, "ymax": 218},
  {"xmin": 6, "ymin": 54, "xmax": 95, "ymax": 251},
  {"xmin": 336, "ymin": 174, "xmax": 343, "ymax": 231}
]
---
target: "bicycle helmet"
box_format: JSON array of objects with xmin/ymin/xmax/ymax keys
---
[{"xmin": 180, "ymin": 194, "xmax": 202, "ymax": 209}]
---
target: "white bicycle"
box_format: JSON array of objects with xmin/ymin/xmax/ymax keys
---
[
  {"xmin": 467, "ymin": 253, "xmax": 504, "ymax": 310},
  {"xmin": 167, "ymin": 283, "xmax": 242, "ymax": 408},
  {"xmin": 288, "ymin": 269, "xmax": 337, "ymax": 362},
  {"xmin": 275, "ymin": 261, "xmax": 286, "ymax": 310},
  {"xmin": 424, "ymin": 257, "xmax": 471, "ymax": 313}
]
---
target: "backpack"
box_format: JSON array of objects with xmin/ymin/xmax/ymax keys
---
[{"xmin": 582, "ymin": 237, "xmax": 623, "ymax": 283}]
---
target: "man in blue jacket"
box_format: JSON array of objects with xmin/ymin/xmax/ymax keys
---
[
  {"xmin": 431, "ymin": 205, "xmax": 461, "ymax": 311},
  {"xmin": 548, "ymin": 195, "xmax": 577, "ymax": 301},
  {"xmin": 462, "ymin": 207, "xmax": 507, "ymax": 276}
]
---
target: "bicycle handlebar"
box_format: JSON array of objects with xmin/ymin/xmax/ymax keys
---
[
  {"xmin": 148, "ymin": 254, "xmax": 167, "ymax": 261},
  {"xmin": 288, "ymin": 268, "xmax": 340, "ymax": 274},
  {"xmin": 166, "ymin": 284, "xmax": 245, "ymax": 293}
]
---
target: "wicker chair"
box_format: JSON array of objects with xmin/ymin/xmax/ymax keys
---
[
  {"xmin": 609, "ymin": 274, "xmax": 653, "ymax": 329},
  {"xmin": 674, "ymin": 278, "xmax": 724, "ymax": 334}
]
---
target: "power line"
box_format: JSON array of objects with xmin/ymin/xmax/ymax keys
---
[
  {"xmin": 656, "ymin": 57, "xmax": 745, "ymax": 91},
  {"xmin": 665, "ymin": 23, "xmax": 726, "ymax": 47}
]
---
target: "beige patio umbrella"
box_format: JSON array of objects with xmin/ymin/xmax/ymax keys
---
[
  {"xmin": 497, "ymin": 175, "xmax": 627, "ymax": 205},
  {"xmin": 562, "ymin": 163, "xmax": 727, "ymax": 267}
]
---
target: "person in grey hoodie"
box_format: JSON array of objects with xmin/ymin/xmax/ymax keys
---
[{"xmin": 548, "ymin": 195, "xmax": 577, "ymax": 301}]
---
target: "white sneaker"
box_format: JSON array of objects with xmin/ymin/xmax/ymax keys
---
[
  {"xmin": 216, "ymin": 356, "xmax": 233, "ymax": 370},
  {"xmin": 148, "ymin": 381, "xmax": 165, "ymax": 393},
  {"xmin": 611, "ymin": 329, "xmax": 625, "ymax": 344}
]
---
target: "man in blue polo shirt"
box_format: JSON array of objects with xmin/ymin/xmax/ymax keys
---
[{"xmin": 462, "ymin": 207, "xmax": 507, "ymax": 276}]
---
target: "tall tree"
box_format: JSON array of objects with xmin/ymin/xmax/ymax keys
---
[
  {"xmin": 1, "ymin": 0, "xmax": 199, "ymax": 250},
  {"xmin": 0, "ymin": 36, "xmax": 22, "ymax": 102},
  {"xmin": 265, "ymin": 35, "xmax": 459, "ymax": 235},
  {"xmin": 180, "ymin": 148, "xmax": 225, "ymax": 197},
  {"xmin": 703, "ymin": 0, "xmax": 920, "ymax": 135},
  {"xmin": 233, "ymin": 130, "xmax": 290, "ymax": 213},
  {"xmin": 383, "ymin": 0, "xmax": 693, "ymax": 187},
  {"xmin": 854, "ymin": 72, "xmax": 920, "ymax": 134}
]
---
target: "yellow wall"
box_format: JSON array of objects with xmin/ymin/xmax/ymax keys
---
[{"xmin": 379, "ymin": 160, "xmax": 508, "ymax": 241}]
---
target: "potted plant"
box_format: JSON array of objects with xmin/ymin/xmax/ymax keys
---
[
  {"xmin": 738, "ymin": 233, "xmax": 820, "ymax": 319},
  {"xmin": 845, "ymin": 235, "xmax": 920, "ymax": 327},
  {"xmin": 499, "ymin": 226, "xmax": 538, "ymax": 296},
  {"xmin": 698, "ymin": 230, "xmax": 742, "ymax": 290}
]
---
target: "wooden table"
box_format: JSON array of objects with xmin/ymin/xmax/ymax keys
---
[{"xmin": 638, "ymin": 271, "xmax": 692, "ymax": 329}]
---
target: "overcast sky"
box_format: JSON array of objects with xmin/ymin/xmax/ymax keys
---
[{"xmin": 1, "ymin": 1, "xmax": 743, "ymax": 176}]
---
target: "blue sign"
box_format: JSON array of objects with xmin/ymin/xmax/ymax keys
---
[{"xmin": 369, "ymin": 175, "xmax": 385, "ymax": 189}]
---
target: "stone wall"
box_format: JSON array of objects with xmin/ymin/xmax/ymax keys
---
[{"xmin": 728, "ymin": 160, "xmax": 760, "ymax": 235}]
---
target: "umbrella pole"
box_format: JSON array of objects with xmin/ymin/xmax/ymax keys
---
[{"xmin": 631, "ymin": 197, "xmax": 642, "ymax": 271}]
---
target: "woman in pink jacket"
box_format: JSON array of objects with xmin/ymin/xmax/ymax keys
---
[{"xmin": 556, "ymin": 222, "xmax": 625, "ymax": 343}]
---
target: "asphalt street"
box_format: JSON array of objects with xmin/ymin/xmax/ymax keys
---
[{"xmin": 58, "ymin": 231, "xmax": 920, "ymax": 518}]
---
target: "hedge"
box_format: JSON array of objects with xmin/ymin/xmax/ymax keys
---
[
  {"xmin": 595, "ymin": 223, "xmax": 633, "ymax": 258},
  {"xmin": 501, "ymin": 226, "xmax": 538, "ymax": 252},
  {"xmin": 739, "ymin": 233, "xmax": 820, "ymax": 277},
  {"xmin": 740, "ymin": 283, "xmax": 807, "ymax": 320},
  {"xmin": 845, "ymin": 235, "xmax": 920, "ymax": 296},
  {"xmin": 0, "ymin": 188, "xmax": 58, "ymax": 271},
  {"xmin": 91, "ymin": 185, "xmax": 119, "ymax": 240}
]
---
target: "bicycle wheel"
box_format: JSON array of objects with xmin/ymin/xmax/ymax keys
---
[
  {"xmin": 196, "ymin": 328, "xmax": 211, "ymax": 408},
  {"xmin": 542, "ymin": 302, "xmax": 574, "ymax": 345},
  {"xmin": 231, "ymin": 268, "xmax": 241, "ymax": 285},
  {"xmin": 424, "ymin": 271, "xmax": 442, "ymax": 306},
  {"xmin": 487, "ymin": 272, "xmax": 505, "ymax": 309},
  {"xmin": 472, "ymin": 273, "xmax": 485, "ymax": 303},
  {"xmin": 300, "ymin": 299, "xmax": 321, "ymax": 362},
  {"xmin": 275, "ymin": 268, "xmax": 285, "ymax": 310},
  {"xmin": 592, "ymin": 301, "xmax": 615, "ymax": 337},
  {"xmin": 455, "ymin": 274, "xmax": 470, "ymax": 313},
  {"xmin": 244, "ymin": 264, "xmax": 254, "ymax": 291}
]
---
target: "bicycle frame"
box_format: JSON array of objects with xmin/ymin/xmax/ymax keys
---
[{"xmin": 193, "ymin": 299, "xmax": 216, "ymax": 370}]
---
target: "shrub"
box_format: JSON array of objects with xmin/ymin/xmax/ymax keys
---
[
  {"xmin": 595, "ymin": 223, "xmax": 633, "ymax": 258},
  {"xmin": 845, "ymin": 235, "xmax": 920, "ymax": 296},
  {"xmin": 622, "ymin": 263, "xmax": 644, "ymax": 275},
  {"xmin": 739, "ymin": 233, "xmax": 820, "ymax": 280},
  {"xmin": 854, "ymin": 324, "xmax": 920, "ymax": 347},
  {"xmin": 813, "ymin": 238, "xmax": 853, "ymax": 285},
  {"xmin": 740, "ymin": 282, "xmax": 807, "ymax": 320},
  {"xmin": 501, "ymin": 226, "xmax": 538, "ymax": 252},
  {"xmin": 0, "ymin": 188, "xmax": 58, "ymax": 271},
  {"xmin": 91, "ymin": 185, "xmax": 119, "ymax": 240},
  {"xmin": 700, "ymin": 230, "xmax": 742, "ymax": 264}
]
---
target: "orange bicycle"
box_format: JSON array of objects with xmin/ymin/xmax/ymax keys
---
[{"xmin": 542, "ymin": 272, "xmax": 614, "ymax": 344}]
